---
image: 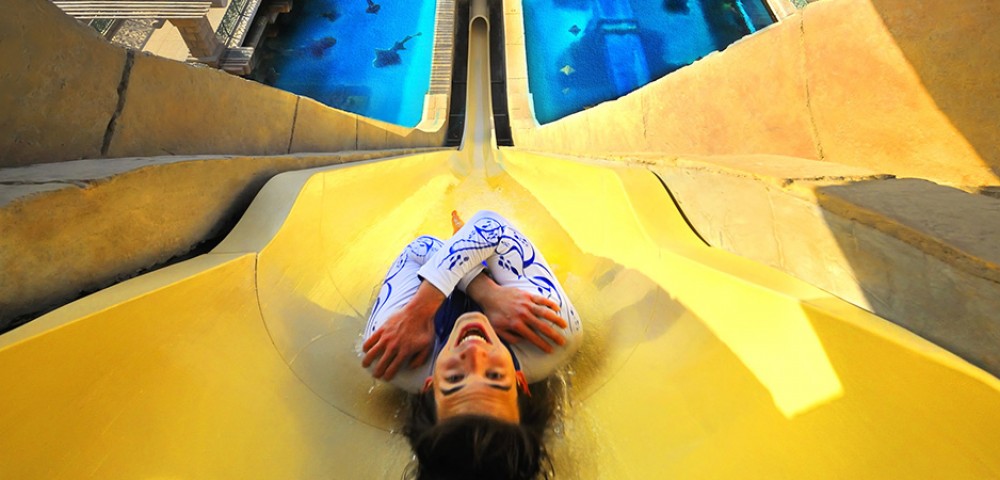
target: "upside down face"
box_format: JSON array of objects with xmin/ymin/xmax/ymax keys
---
[{"xmin": 427, "ymin": 312, "xmax": 522, "ymax": 423}]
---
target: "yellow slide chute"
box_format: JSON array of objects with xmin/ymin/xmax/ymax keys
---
[
  {"xmin": 1, "ymin": 149, "xmax": 998, "ymax": 478},
  {"xmin": 2, "ymin": 10, "xmax": 999, "ymax": 479}
]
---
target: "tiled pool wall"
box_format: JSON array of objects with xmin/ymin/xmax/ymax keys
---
[
  {"xmin": 522, "ymin": 0, "xmax": 776, "ymax": 124},
  {"xmin": 247, "ymin": 0, "xmax": 802, "ymax": 129},
  {"xmin": 253, "ymin": 0, "xmax": 437, "ymax": 127}
]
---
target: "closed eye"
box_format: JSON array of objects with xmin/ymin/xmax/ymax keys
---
[{"xmin": 441, "ymin": 385, "xmax": 464, "ymax": 396}]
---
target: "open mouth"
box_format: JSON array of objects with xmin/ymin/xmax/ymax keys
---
[{"xmin": 456, "ymin": 323, "xmax": 491, "ymax": 347}]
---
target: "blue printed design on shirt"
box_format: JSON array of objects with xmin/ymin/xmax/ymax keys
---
[{"xmin": 369, "ymin": 236, "xmax": 442, "ymax": 330}]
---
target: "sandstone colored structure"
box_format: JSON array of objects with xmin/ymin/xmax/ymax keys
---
[
  {"xmin": 646, "ymin": 154, "xmax": 1000, "ymax": 375},
  {"xmin": 0, "ymin": 0, "xmax": 126, "ymax": 165},
  {"xmin": 506, "ymin": 0, "xmax": 1000, "ymax": 190},
  {"xmin": 0, "ymin": 0, "xmax": 446, "ymax": 168},
  {"xmin": 496, "ymin": 0, "xmax": 1000, "ymax": 374},
  {"xmin": 0, "ymin": 150, "xmax": 442, "ymax": 329}
]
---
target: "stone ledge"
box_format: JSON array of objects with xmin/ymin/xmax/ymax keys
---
[
  {"xmin": 1, "ymin": 155, "xmax": 221, "ymax": 186},
  {"xmin": 631, "ymin": 153, "xmax": 891, "ymax": 187},
  {"xmin": 633, "ymin": 154, "xmax": 1000, "ymax": 286},
  {"xmin": 516, "ymin": 150, "xmax": 1000, "ymax": 376},
  {"xmin": 653, "ymin": 154, "xmax": 1000, "ymax": 377},
  {"xmin": 814, "ymin": 179, "xmax": 1000, "ymax": 285},
  {"xmin": 0, "ymin": 148, "xmax": 446, "ymax": 331},
  {"xmin": 0, "ymin": 184, "xmax": 71, "ymax": 208}
]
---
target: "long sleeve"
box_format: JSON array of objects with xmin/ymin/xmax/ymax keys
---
[{"xmin": 416, "ymin": 212, "xmax": 503, "ymax": 296}]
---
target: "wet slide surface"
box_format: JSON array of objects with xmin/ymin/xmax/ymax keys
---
[{"xmin": 2, "ymin": 6, "xmax": 1000, "ymax": 479}]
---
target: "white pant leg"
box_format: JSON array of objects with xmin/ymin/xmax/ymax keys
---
[
  {"xmin": 363, "ymin": 235, "xmax": 482, "ymax": 392},
  {"xmin": 419, "ymin": 210, "xmax": 583, "ymax": 383},
  {"xmin": 364, "ymin": 236, "xmax": 443, "ymax": 340},
  {"xmin": 362, "ymin": 236, "xmax": 441, "ymax": 392}
]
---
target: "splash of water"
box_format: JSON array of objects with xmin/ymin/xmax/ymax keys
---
[{"xmin": 549, "ymin": 366, "xmax": 576, "ymax": 439}]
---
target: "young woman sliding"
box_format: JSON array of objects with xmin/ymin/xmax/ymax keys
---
[{"xmin": 361, "ymin": 210, "xmax": 582, "ymax": 479}]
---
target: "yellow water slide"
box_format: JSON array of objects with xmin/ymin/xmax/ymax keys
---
[{"xmin": 2, "ymin": 7, "xmax": 999, "ymax": 480}]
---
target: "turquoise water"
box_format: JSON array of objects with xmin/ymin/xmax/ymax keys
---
[
  {"xmin": 523, "ymin": 0, "xmax": 774, "ymax": 124},
  {"xmin": 254, "ymin": 0, "xmax": 437, "ymax": 127}
]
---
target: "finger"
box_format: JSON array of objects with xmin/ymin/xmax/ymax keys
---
[
  {"xmin": 362, "ymin": 329, "xmax": 382, "ymax": 353},
  {"xmin": 532, "ymin": 295, "xmax": 560, "ymax": 312},
  {"xmin": 362, "ymin": 338, "xmax": 385, "ymax": 368},
  {"xmin": 535, "ymin": 305, "xmax": 567, "ymax": 329},
  {"xmin": 409, "ymin": 345, "xmax": 431, "ymax": 368},
  {"xmin": 516, "ymin": 323, "xmax": 552, "ymax": 353},
  {"xmin": 374, "ymin": 349, "xmax": 397, "ymax": 379},
  {"xmin": 497, "ymin": 329, "xmax": 523, "ymax": 345},
  {"xmin": 531, "ymin": 315, "xmax": 566, "ymax": 346},
  {"xmin": 383, "ymin": 353, "xmax": 408, "ymax": 381}
]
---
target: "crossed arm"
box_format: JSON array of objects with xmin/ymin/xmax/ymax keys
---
[{"xmin": 361, "ymin": 273, "xmax": 567, "ymax": 381}]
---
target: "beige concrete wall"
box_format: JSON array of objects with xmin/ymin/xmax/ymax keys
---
[
  {"xmin": 0, "ymin": 0, "xmax": 126, "ymax": 166},
  {"xmin": 508, "ymin": 0, "xmax": 1000, "ymax": 190},
  {"xmin": 0, "ymin": 0, "xmax": 445, "ymax": 168},
  {"xmin": 646, "ymin": 154, "xmax": 1000, "ymax": 376},
  {"xmin": 0, "ymin": 149, "xmax": 441, "ymax": 329}
]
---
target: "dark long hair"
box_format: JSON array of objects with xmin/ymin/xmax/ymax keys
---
[{"xmin": 403, "ymin": 379, "xmax": 557, "ymax": 480}]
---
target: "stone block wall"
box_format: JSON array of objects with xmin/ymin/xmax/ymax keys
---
[
  {"xmin": 0, "ymin": 0, "xmax": 445, "ymax": 168},
  {"xmin": 647, "ymin": 154, "xmax": 1000, "ymax": 376},
  {"xmin": 0, "ymin": 150, "xmax": 438, "ymax": 330},
  {"xmin": 508, "ymin": 0, "xmax": 1000, "ymax": 190},
  {"xmin": 0, "ymin": 0, "xmax": 125, "ymax": 165}
]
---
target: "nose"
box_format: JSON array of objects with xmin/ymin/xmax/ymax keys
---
[{"xmin": 459, "ymin": 344, "xmax": 490, "ymax": 370}]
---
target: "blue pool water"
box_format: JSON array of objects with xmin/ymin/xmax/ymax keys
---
[
  {"xmin": 523, "ymin": 0, "xmax": 774, "ymax": 124},
  {"xmin": 254, "ymin": 0, "xmax": 437, "ymax": 127}
]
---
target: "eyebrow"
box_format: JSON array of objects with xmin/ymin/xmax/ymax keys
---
[{"xmin": 441, "ymin": 383, "xmax": 513, "ymax": 396}]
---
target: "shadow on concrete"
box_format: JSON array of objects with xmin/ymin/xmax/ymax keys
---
[{"xmin": 813, "ymin": 177, "xmax": 1000, "ymax": 378}]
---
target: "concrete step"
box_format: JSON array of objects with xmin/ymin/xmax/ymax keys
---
[
  {"xmin": 0, "ymin": 148, "xmax": 447, "ymax": 331},
  {"xmin": 516, "ymin": 150, "xmax": 1000, "ymax": 378}
]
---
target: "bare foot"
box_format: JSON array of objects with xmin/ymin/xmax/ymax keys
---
[{"xmin": 451, "ymin": 210, "xmax": 465, "ymax": 233}]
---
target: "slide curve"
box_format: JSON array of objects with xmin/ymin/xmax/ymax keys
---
[{"xmin": 1, "ymin": 6, "xmax": 999, "ymax": 479}]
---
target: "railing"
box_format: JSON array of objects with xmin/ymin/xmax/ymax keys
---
[
  {"xmin": 88, "ymin": 17, "xmax": 116, "ymax": 36},
  {"xmin": 55, "ymin": 1, "xmax": 212, "ymax": 18},
  {"xmin": 216, "ymin": 0, "xmax": 257, "ymax": 47}
]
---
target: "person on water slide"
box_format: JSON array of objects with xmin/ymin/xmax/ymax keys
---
[{"xmin": 361, "ymin": 210, "xmax": 582, "ymax": 479}]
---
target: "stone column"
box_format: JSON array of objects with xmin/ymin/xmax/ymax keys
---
[{"xmin": 169, "ymin": 17, "xmax": 224, "ymax": 66}]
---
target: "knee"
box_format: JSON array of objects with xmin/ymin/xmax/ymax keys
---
[
  {"xmin": 468, "ymin": 210, "xmax": 509, "ymax": 225},
  {"xmin": 406, "ymin": 236, "xmax": 443, "ymax": 261},
  {"xmin": 412, "ymin": 235, "xmax": 443, "ymax": 247}
]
